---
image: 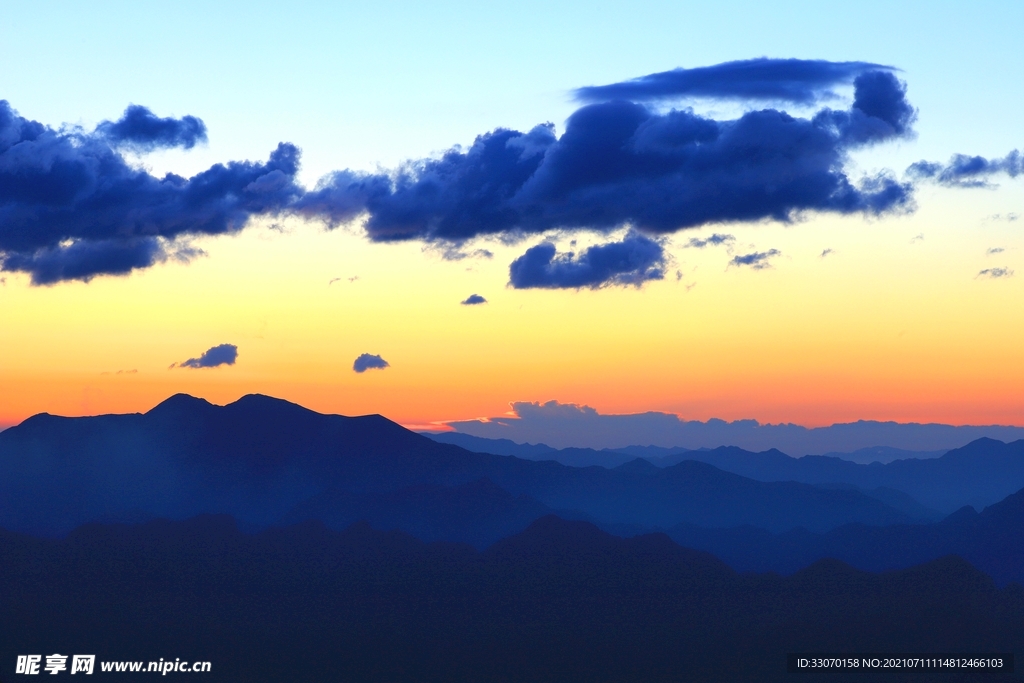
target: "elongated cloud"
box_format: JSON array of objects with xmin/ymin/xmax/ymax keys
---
[
  {"xmin": 303, "ymin": 70, "xmax": 914, "ymax": 249},
  {"xmin": 175, "ymin": 343, "xmax": 238, "ymax": 369},
  {"xmin": 685, "ymin": 233, "xmax": 735, "ymax": 249},
  {"xmin": 461, "ymin": 294, "xmax": 487, "ymax": 305},
  {"xmin": 730, "ymin": 249, "xmax": 781, "ymax": 270},
  {"xmin": 977, "ymin": 267, "xmax": 1013, "ymax": 279},
  {"xmin": 0, "ymin": 100, "xmax": 302, "ymax": 285},
  {"xmin": 353, "ymin": 353, "xmax": 389, "ymax": 373},
  {"xmin": 574, "ymin": 58, "xmax": 894, "ymax": 104},
  {"xmin": 97, "ymin": 104, "xmax": 207, "ymax": 151},
  {"xmin": 508, "ymin": 232, "xmax": 665, "ymax": 289},
  {"xmin": 908, "ymin": 150, "xmax": 1021, "ymax": 187}
]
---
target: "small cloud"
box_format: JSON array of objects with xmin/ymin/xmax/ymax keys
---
[
  {"xmin": 986, "ymin": 247, "xmax": 1005, "ymax": 256},
  {"xmin": 172, "ymin": 343, "xmax": 238, "ymax": 369},
  {"xmin": 820, "ymin": 248, "xmax": 834, "ymax": 258},
  {"xmin": 977, "ymin": 268, "xmax": 1014, "ymax": 279},
  {"xmin": 96, "ymin": 104, "xmax": 208, "ymax": 152},
  {"xmin": 910, "ymin": 233, "xmax": 924, "ymax": 243},
  {"xmin": 117, "ymin": 369, "xmax": 138, "ymax": 375},
  {"xmin": 675, "ymin": 269, "xmax": 683, "ymax": 281},
  {"xmin": 508, "ymin": 231, "xmax": 666, "ymax": 290},
  {"xmin": 685, "ymin": 282, "xmax": 697, "ymax": 292},
  {"xmin": 329, "ymin": 275, "xmax": 358, "ymax": 285},
  {"xmin": 907, "ymin": 150, "xmax": 1021, "ymax": 188},
  {"xmin": 461, "ymin": 294, "xmax": 487, "ymax": 305},
  {"xmin": 353, "ymin": 353, "xmax": 389, "ymax": 373},
  {"xmin": 429, "ymin": 245, "xmax": 494, "ymax": 261},
  {"xmin": 729, "ymin": 249, "xmax": 781, "ymax": 270},
  {"xmin": 684, "ymin": 233, "xmax": 735, "ymax": 249}
]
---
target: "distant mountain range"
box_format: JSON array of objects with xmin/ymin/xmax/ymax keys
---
[
  {"xmin": 668, "ymin": 485, "xmax": 1024, "ymax": 586},
  {"xmin": 425, "ymin": 431, "xmax": 950, "ymax": 466},
  {"xmin": 428, "ymin": 432, "xmax": 1024, "ymax": 514},
  {"xmin": 1, "ymin": 514, "xmax": 1021, "ymax": 682},
  {"xmin": 0, "ymin": 394, "xmax": 919, "ymax": 539}
]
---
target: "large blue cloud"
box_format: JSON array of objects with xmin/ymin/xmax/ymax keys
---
[
  {"xmin": 508, "ymin": 231, "xmax": 665, "ymax": 289},
  {"xmin": 304, "ymin": 68, "xmax": 914, "ymax": 250},
  {"xmin": 0, "ymin": 100, "xmax": 303, "ymax": 285},
  {"xmin": 1, "ymin": 60, "xmax": 921, "ymax": 287},
  {"xmin": 574, "ymin": 58, "xmax": 894, "ymax": 104}
]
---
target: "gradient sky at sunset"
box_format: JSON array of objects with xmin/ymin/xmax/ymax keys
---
[{"xmin": 1, "ymin": 0, "xmax": 1021, "ymax": 431}]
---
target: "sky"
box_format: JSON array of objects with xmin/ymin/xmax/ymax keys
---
[{"xmin": 1, "ymin": 0, "xmax": 1022, "ymax": 433}]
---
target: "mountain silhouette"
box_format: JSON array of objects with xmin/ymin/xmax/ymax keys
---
[
  {"xmin": 0, "ymin": 393, "xmax": 917, "ymax": 537},
  {"xmin": 0, "ymin": 514, "xmax": 1020, "ymax": 682},
  {"xmin": 668, "ymin": 484, "xmax": 1024, "ymax": 586},
  {"xmin": 429, "ymin": 431, "xmax": 1024, "ymax": 513}
]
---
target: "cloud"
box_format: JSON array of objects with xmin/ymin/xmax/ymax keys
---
[
  {"xmin": 444, "ymin": 399, "xmax": 1024, "ymax": 454},
  {"xmin": 430, "ymin": 245, "xmax": 494, "ymax": 261},
  {"xmin": 820, "ymin": 248, "xmax": 834, "ymax": 258},
  {"xmin": 910, "ymin": 233, "xmax": 924, "ymax": 243},
  {"xmin": 684, "ymin": 233, "xmax": 735, "ymax": 249},
  {"xmin": 986, "ymin": 247, "xmax": 1004, "ymax": 256},
  {"xmin": 461, "ymin": 294, "xmax": 487, "ymax": 305},
  {"xmin": 0, "ymin": 99, "xmax": 303, "ymax": 284},
  {"xmin": 0, "ymin": 237, "xmax": 203, "ymax": 286},
  {"xmin": 96, "ymin": 104, "xmax": 207, "ymax": 151},
  {"xmin": 908, "ymin": 150, "xmax": 1021, "ymax": 188},
  {"xmin": 573, "ymin": 58, "xmax": 894, "ymax": 104},
  {"xmin": 508, "ymin": 231, "xmax": 666, "ymax": 289},
  {"xmin": 977, "ymin": 267, "xmax": 1013, "ymax": 279},
  {"xmin": 301, "ymin": 66, "xmax": 914, "ymax": 244},
  {"xmin": 353, "ymin": 353, "xmax": 389, "ymax": 373},
  {"xmin": 729, "ymin": 249, "xmax": 781, "ymax": 270},
  {"xmin": 0, "ymin": 60, "xmax": 919, "ymax": 286},
  {"xmin": 174, "ymin": 343, "xmax": 238, "ymax": 369}
]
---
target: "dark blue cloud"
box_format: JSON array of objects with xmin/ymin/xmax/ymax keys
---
[
  {"xmin": 96, "ymin": 104, "xmax": 207, "ymax": 151},
  {"xmin": 0, "ymin": 61, "xmax": 919, "ymax": 287},
  {"xmin": 908, "ymin": 150, "xmax": 1021, "ymax": 187},
  {"xmin": 508, "ymin": 231, "xmax": 665, "ymax": 289},
  {"xmin": 574, "ymin": 58, "xmax": 893, "ymax": 104},
  {"xmin": 729, "ymin": 249, "xmax": 781, "ymax": 270},
  {"xmin": 0, "ymin": 99, "xmax": 303, "ymax": 284},
  {"xmin": 685, "ymin": 233, "xmax": 735, "ymax": 248},
  {"xmin": 461, "ymin": 294, "xmax": 487, "ymax": 305},
  {"xmin": 353, "ymin": 353, "xmax": 389, "ymax": 373},
  {"xmin": 307, "ymin": 68, "xmax": 914, "ymax": 245},
  {"xmin": 176, "ymin": 344, "xmax": 238, "ymax": 369}
]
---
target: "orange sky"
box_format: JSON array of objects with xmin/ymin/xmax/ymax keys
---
[{"xmin": 2, "ymin": 185, "xmax": 1022, "ymax": 430}]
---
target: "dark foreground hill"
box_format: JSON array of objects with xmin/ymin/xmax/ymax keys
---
[
  {"xmin": 1, "ymin": 514, "xmax": 1021, "ymax": 683},
  {"xmin": 0, "ymin": 393, "xmax": 914, "ymax": 537},
  {"xmin": 668, "ymin": 484, "xmax": 1024, "ymax": 586}
]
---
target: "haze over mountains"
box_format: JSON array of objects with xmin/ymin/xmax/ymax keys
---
[
  {"xmin": 443, "ymin": 401, "xmax": 1024, "ymax": 454},
  {"xmin": 0, "ymin": 393, "xmax": 922, "ymax": 538}
]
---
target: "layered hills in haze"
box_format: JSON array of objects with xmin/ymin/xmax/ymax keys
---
[{"xmin": 0, "ymin": 394, "xmax": 924, "ymax": 539}]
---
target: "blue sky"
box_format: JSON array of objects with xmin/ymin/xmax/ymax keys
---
[{"xmin": 2, "ymin": 0, "xmax": 1020, "ymax": 182}]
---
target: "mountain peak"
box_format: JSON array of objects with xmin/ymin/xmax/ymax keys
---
[{"xmin": 146, "ymin": 393, "xmax": 215, "ymax": 416}]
